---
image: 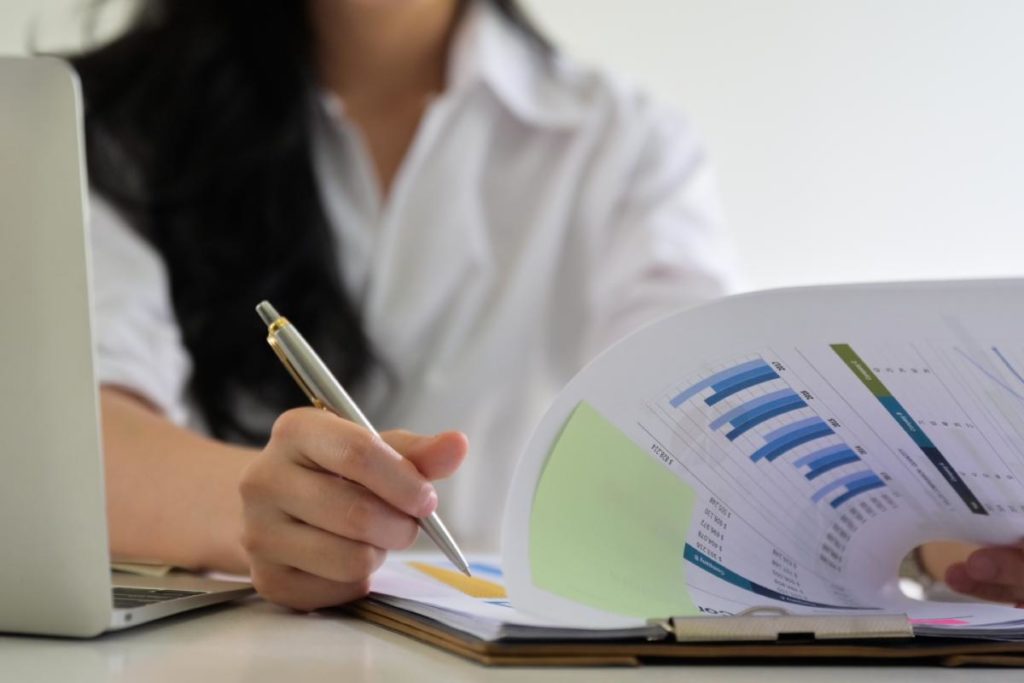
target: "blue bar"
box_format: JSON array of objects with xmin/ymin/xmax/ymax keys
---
[
  {"xmin": 709, "ymin": 389, "xmax": 797, "ymax": 431},
  {"xmin": 804, "ymin": 446, "xmax": 859, "ymax": 470},
  {"xmin": 753, "ymin": 428, "xmax": 831, "ymax": 464},
  {"xmin": 752, "ymin": 425, "xmax": 834, "ymax": 463},
  {"xmin": 468, "ymin": 562, "xmax": 503, "ymax": 578},
  {"xmin": 793, "ymin": 443, "xmax": 849, "ymax": 468},
  {"xmin": 765, "ymin": 417, "xmax": 827, "ymax": 442},
  {"xmin": 811, "ymin": 471, "xmax": 877, "ymax": 503},
  {"xmin": 724, "ymin": 396, "xmax": 808, "ymax": 440},
  {"xmin": 670, "ymin": 359, "xmax": 769, "ymax": 407},
  {"xmin": 706, "ymin": 370, "xmax": 780, "ymax": 406},
  {"xmin": 710, "ymin": 365, "xmax": 774, "ymax": 392},
  {"xmin": 805, "ymin": 453, "xmax": 860, "ymax": 480},
  {"xmin": 830, "ymin": 476, "xmax": 886, "ymax": 508},
  {"xmin": 712, "ymin": 362, "xmax": 774, "ymax": 395}
]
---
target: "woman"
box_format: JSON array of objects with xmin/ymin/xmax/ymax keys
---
[
  {"xmin": 75, "ymin": 0, "xmax": 1022, "ymax": 611},
  {"xmin": 75, "ymin": 0, "xmax": 734, "ymax": 610}
]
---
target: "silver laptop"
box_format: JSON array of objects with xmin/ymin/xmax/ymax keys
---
[{"xmin": 0, "ymin": 56, "xmax": 252, "ymax": 637}]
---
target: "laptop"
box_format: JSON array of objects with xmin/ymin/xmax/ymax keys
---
[{"xmin": 0, "ymin": 56, "xmax": 252, "ymax": 637}]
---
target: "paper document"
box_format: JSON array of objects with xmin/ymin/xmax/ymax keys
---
[
  {"xmin": 368, "ymin": 554, "xmax": 660, "ymax": 641},
  {"xmin": 502, "ymin": 280, "xmax": 1024, "ymax": 639}
]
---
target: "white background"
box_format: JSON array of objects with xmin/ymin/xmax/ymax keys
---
[{"xmin": 4, "ymin": 0, "xmax": 1024, "ymax": 291}]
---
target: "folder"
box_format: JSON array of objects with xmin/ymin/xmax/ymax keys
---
[
  {"xmin": 350, "ymin": 557, "xmax": 1024, "ymax": 667},
  {"xmin": 345, "ymin": 600, "xmax": 1024, "ymax": 667}
]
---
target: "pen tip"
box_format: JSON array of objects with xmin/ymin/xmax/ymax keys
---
[{"xmin": 255, "ymin": 300, "xmax": 280, "ymax": 326}]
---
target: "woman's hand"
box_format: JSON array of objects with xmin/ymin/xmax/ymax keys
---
[
  {"xmin": 239, "ymin": 407, "xmax": 467, "ymax": 611},
  {"xmin": 944, "ymin": 541, "xmax": 1024, "ymax": 607}
]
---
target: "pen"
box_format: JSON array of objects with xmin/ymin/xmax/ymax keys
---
[{"xmin": 255, "ymin": 300, "xmax": 472, "ymax": 577}]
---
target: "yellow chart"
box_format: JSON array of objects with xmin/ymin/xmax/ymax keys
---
[{"xmin": 406, "ymin": 562, "xmax": 507, "ymax": 599}]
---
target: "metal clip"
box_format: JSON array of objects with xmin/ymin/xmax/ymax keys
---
[
  {"xmin": 267, "ymin": 333, "xmax": 325, "ymax": 411},
  {"xmin": 650, "ymin": 607, "xmax": 913, "ymax": 642}
]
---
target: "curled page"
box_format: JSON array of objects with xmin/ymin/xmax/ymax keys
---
[{"xmin": 502, "ymin": 280, "xmax": 1024, "ymax": 637}]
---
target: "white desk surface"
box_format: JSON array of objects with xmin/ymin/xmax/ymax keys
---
[{"xmin": 0, "ymin": 597, "xmax": 1017, "ymax": 682}]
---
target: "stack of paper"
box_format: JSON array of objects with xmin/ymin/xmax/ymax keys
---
[
  {"xmin": 498, "ymin": 280, "xmax": 1024, "ymax": 641},
  {"xmin": 368, "ymin": 554, "xmax": 663, "ymax": 642}
]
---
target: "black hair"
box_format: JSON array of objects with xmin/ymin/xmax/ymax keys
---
[{"xmin": 71, "ymin": 0, "xmax": 550, "ymax": 443}]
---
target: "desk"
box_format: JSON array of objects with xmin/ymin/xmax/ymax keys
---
[{"xmin": 0, "ymin": 598, "xmax": 1014, "ymax": 682}]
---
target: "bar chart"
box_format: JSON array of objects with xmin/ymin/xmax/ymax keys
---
[
  {"xmin": 709, "ymin": 388, "xmax": 806, "ymax": 440},
  {"xmin": 810, "ymin": 471, "xmax": 886, "ymax": 508},
  {"xmin": 664, "ymin": 356, "xmax": 886, "ymax": 511},
  {"xmin": 670, "ymin": 359, "xmax": 780, "ymax": 408},
  {"xmin": 751, "ymin": 417, "xmax": 834, "ymax": 462},
  {"xmin": 793, "ymin": 444, "xmax": 861, "ymax": 480}
]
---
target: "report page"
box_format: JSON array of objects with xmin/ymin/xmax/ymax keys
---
[{"xmin": 503, "ymin": 281, "xmax": 1024, "ymax": 637}]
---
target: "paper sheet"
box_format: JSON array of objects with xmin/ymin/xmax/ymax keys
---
[
  {"xmin": 502, "ymin": 280, "xmax": 1024, "ymax": 637},
  {"xmin": 368, "ymin": 554, "xmax": 659, "ymax": 641}
]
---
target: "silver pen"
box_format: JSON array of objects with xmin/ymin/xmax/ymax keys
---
[{"xmin": 255, "ymin": 300, "xmax": 471, "ymax": 576}]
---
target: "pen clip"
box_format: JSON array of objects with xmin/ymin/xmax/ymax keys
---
[{"xmin": 266, "ymin": 333, "xmax": 327, "ymax": 411}]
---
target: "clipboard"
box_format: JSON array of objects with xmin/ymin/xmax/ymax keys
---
[{"xmin": 345, "ymin": 600, "xmax": 1024, "ymax": 667}]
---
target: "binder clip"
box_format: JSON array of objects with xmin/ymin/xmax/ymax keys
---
[{"xmin": 649, "ymin": 606, "xmax": 914, "ymax": 642}]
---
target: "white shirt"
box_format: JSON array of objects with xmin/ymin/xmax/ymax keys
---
[{"xmin": 88, "ymin": 2, "xmax": 737, "ymax": 551}]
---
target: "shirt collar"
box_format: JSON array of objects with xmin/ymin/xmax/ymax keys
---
[
  {"xmin": 313, "ymin": 2, "xmax": 586, "ymax": 130},
  {"xmin": 446, "ymin": 1, "xmax": 587, "ymax": 129}
]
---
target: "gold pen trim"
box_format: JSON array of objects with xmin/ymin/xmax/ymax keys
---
[
  {"xmin": 266, "ymin": 333, "xmax": 326, "ymax": 411},
  {"xmin": 268, "ymin": 317, "xmax": 289, "ymax": 335}
]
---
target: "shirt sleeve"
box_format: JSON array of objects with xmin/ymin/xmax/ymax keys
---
[
  {"xmin": 88, "ymin": 193, "xmax": 192, "ymax": 424},
  {"xmin": 584, "ymin": 101, "xmax": 740, "ymax": 359}
]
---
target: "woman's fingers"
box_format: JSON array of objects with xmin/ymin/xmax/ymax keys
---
[
  {"xmin": 241, "ymin": 409, "xmax": 470, "ymax": 611},
  {"xmin": 946, "ymin": 564, "xmax": 1024, "ymax": 605},
  {"xmin": 271, "ymin": 408, "xmax": 437, "ymax": 518},
  {"xmin": 249, "ymin": 559, "xmax": 371, "ymax": 613},
  {"xmin": 271, "ymin": 466, "xmax": 420, "ymax": 550},
  {"xmin": 383, "ymin": 429, "xmax": 468, "ymax": 480},
  {"xmin": 244, "ymin": 512, "xmax": 386, "ymax": 584},
  {"xmin": 965, "ymin": 544, "xmax": 1024, "ymax": 586},
  {"xmin": 945, "ymin": 542, "xmax": 1024, "ymax": 606}
]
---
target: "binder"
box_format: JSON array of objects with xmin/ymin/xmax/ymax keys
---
[{"xmin": 345, "ymin": 600, "xmax": 1024, "ymax": 667}]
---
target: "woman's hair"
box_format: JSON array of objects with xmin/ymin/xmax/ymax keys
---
[{"xmin": 72, "ymin": 0, "xmax": 549, "ymax": 443}]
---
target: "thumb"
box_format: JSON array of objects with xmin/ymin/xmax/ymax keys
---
[{"xmin": 381, "ymin": 429, "xmax": 468, "ymax": 481}]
